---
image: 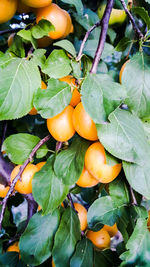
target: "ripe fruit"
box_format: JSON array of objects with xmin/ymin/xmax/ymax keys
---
[
  {"xmin": 0, "ymin": 183, "xmax": 10, "ymax": 198},
  {"xmin": 7, "ymin": 241, "xmax": 20, "ymax": 253},
  {"xmin": 72, "ymin": 102, "xmax": 98, "ymax": 141},
  {"xmin": 61, "ymin": 10, "xmax": 74, "ymax": 38},
  {"xmin": 0, "ymin": 0, "xmax": 18, "ymax": 24},
  {"xmin": 36, "ymin": 161, "xmax": 46, "ymax": 171},
  {"xmin": 74, "ymin": 202, "xmax": 87, "ymax": 231},
  {"xmin": 119, "ymin": 60, "xmax": 130, "ymax": 84},
  {"xmin": 22, "ymin": 0, "xmax": 52, "ymax": 8},
  {"xmin": 98, "ymin": 5, "xmax": 126, "ymax": 26},
  {"xmin": 29, "ymin": 80, "xmax": 47, "ymax": 115},
  {"xmin": 17, "ymin": 1, "xmax": 32, "ymax": 13},
  {"xmin": 76, "ymin": 166, "xmax": 99, "ymax": 188},
  {"xmin": 87, "ymin": 228, "xmax": 111, "ymax": 249},
  {"xmin": 11, "ymin": 164, "xmax": 38, "ymax": 194},
  {"xmin": 52, "ymin": 259, "xmax": 56, "ymax": 267},
  {"xmin": 103, "ymin": 223, "xmax": 118, "ymax": 237},
  {"xmin": 59, "ymin": 76, "xmax": 81, "ymax": 107},
  {"xmin": 36, "ymin": 3, "xmax": 73, "ymax": 40},
  {"xmin": 85, "ymin": 142, "xmax": 122, "ymax": 183},
  {"xmin": 147, "ymin": 210, "xmax": 150, "ymax": 232},
  {"xmin": 47, "ymin": 105, "xmax": 75, "ymax": 142}
]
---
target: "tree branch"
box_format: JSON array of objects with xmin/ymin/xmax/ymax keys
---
[
  {"xmin": 90, "ymin": 0, "xmax": 114, "ymax": 74},
  {"xmin": 119, "ymin": 0, "xmax": 144, "ymax": 39},
  {"xmin": 23, "ymin": 193, "xmax": 38, "ymax": 227},
  {"xmin": 0, "ymin": 154, "xmax": 14, "ymax": 186},
  {"xmin": 0, "ymin": 134, "xmax": 51, "ymax": 230},
  {"xmin": 0, "ymin": 28, "xmax": 23, "ymax": 36},
  {"xmin": 129, "ymin": 186, "xmax": 137, "ymax": 206},
  {"xmin": 76, "ymin": 21, "xmax": 101, "ymax": 61}
]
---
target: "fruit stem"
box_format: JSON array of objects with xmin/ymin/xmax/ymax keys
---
[
  {"xmin": 119, "ymin": 0, "xmax": 144, "ymax": 39},
  {"xmin": 90, "ymin": 0, "xmax": 114, "ymax": 74},
  {"xmin": 0, "ymin": 134, "xmax": 51, "ymax": 230}
]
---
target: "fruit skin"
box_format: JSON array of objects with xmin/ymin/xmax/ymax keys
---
[
  {"xmin": 87, "ymin": 228, "xmax": 111, "ymax": 249},
  {"xmin": 59, "ymin": 76, "xmax": 81, "ymax": 107},
  {"xmin": 8, "ymin": 33, "xmax": 15, "ymax": 47},
  {"xmin": 85, "ymin": 142, "xmax": 122, "ymax": 183},
  {"xmin": 52, "ymin": 259, "xmax": 56, "ymax": 267},
  {"xmin": 11, "ymin": 164, "xmax": 38, "ymax": 194},
  {"xmin": 17, "ymin": 1, "xmax": 32, "ymax": 13},
  {"xmin": 72, "ymin": 102, "xmax": 98, "ymax": 141},
  {"xmin": 76, "ymin": 166, "xmax": 99, "ymax": 188},
  {"xmin": 74, "ymin": 202, "xmax": 87, "ymax": 231},
  {"xmin": 147, "ymin": 210, "xmax": 150, "ymax": 231},
  {"xmin": 22, "ymin": 0, "xmax": 52, "ymax": 8},
  {"xmin": 47, "ymin": 105, "xmax": 75, "ymax": 142},
  {"xmin": 0, "ymin": 183, "xmax": 10, "ymax": 198},
  {"xmin": 36, "ymin": 3, "xmax": 73, "ymax": 40},
  {"xmin": 119, "ymin": 60, "xmax": 130, "ymax": 84},
  {"xmin": 36, "ymin": 161, "xmax": 46, "ymax": 171},
  {"xmin": 98, "ymin": 4, "xmax": 126, "ymax": 26},
  {"xmin": 7, "ymin": 241, "xmax": 20, "ymax": 253},
  {"xmin": 0, "ymin": 0, "xmax": 18, "ymax": 24},
  {"xmin": 29, "ymin": 81, "xmax": 47, "ymax": 115},
  {"xmin": 103, "ymin": 223, "xmax": 118, "ymax": 237}
]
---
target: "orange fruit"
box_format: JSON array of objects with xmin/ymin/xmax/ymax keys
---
[
  {"xmin": 103, "ymin": 223, "xmax": 118, "ymax": 237},
  {"xmin": 0, "ymin": 0, "xmax": 17, "ymax": 24},
  {"xmin": 147, "ymin": 210, "xmax": 150, "ymax": 232},
  {"xmin": 17, "ymin": 1, "xmax": 32, "ymax": 13},
  {"xmin": 7, "ymin": 241, "xmax": 20, "ymax": 253},
  {"xmin": 8, "ymin": 33, "xmax": 15, "ymax": 47},
  {"xmin": 36, "ymin": 3, "xmax": 73, "ymax": 40},
  {"xmin": 37, "ymin": 36, "xmax": 53, "ymax": 48},
  {"xmin": 0, "ymin": 183, "xmax": 10, "ymax": 198},
  {"xmin": 76, "ymin": 166, "xmax": 99, "ymax": 188},
  {"xmin": 72, "ymin": 102, "xmax": 98, "ymax": 141},
  {"xmin": 11, "ymin": 164, "xmax": 38, "ymax": 194},
  {"xmin": 29, "ymin": 80, "xmax": 47, "ymax": 115},
  {"xmin": 86, "ymin": 228, "xmax": 111, "ymax": 249},
  {"xmin": 119, "ymin": 60, "xmax": 130, "ymax": 84},
  {"xmin": 36, "ymin": 161, "xmax": 46, "ymax": 171},
  {"xmin": 59, "ymin": 76, "xmax": 81, "ymax": 107},
  {"xmin": 61, "ymin": 10, "xmax": 74, "ymax": 38},
  {"xmin": 22, "ymin": 0, "xmax": 52, "ymax": 8},
  {"xmin": 85, "ymin": 142, "xmax": 122, "ymax": 183},
  {"xmin": 47, "ymin": 105, "xmax": 75, "ymax": 142},
  {"xmin": 52, "ymin": 259, "xmax": 56, "ymax": 267},
  {"xmin": 74, "ymin": 203, "xmax": 87, "ymax": 231}
]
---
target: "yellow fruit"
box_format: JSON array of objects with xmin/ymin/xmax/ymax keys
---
[
  {"xmin": 22, "ymin": 0, "xmax": 52, "ymax": 8},
  {"xmin": 74, "ymin": 202, "xmax": 87, "ymax": 231},
  {"xmin": 36, "ymin": 161, "xmax": 46, "ymax": 171},
  {"xmin": 7, "ymin": 241, "xmax": 20, "ymax": 253},
  {"xmin": 0, "ymin": 0, "xmax": 17, "ymax": 24},
  {"xmin": 119, "ymin": 60, "xmax": 130, "ymax": 84},
  {"xmin": 76, "ymin": 167, "xmax": 99, "ymax": 188},
  {"xmin": 147, "ymin": 210, "xmax": 150, "ymax": 232},
  {"xmin": 52, "ymin": 259, "xmax": 56, "ymax": 267},
  {"xmin": 87, "ymin": 228, "xmax": 111, "ymax": 249},
  {"xmin": 98, "ymin": 5, "xmax": 126, "ymax": 25},
  {"xmin": 0, "ymin": 183, "xmax": 10, "ymax": 198},
  {"xmin": 103, "ymin": 223, "xmax": 118, "ymax": 237},
  {"xmin": 8, "ymin": 33, "xmax": 15, "ymax": 47}
]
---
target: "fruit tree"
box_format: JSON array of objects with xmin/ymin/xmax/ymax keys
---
[{"xmin": 0, "ymin": 0, "xmax": 150, "ymax": 266}]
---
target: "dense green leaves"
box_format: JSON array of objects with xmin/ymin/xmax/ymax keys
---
[
  {"xmin": 34, "ymin": 78, "xmax": 72, "ymax": 118},
  {"xmin": 0, "ymin": 58, "xmax": 41, "ymax": 120},
  {"xmin": 61, "ymin": 0, "xmax": 84, "ymax": 15},
  {"xmin": 2, "ymin": 134, "xmax": 48, "ymax": 164},
  {"xmin": 32, "ymin": 155, "xmax": 69, "ymax": 214},
  {"xmin": 19, "ymin": 209, "xmax": 60, "ymax": 266},
  {"xmin": 31, "ymin": 20, "xmax": 55, "ymax": 39},
  {"xmin": 70, "ymin": 239, "xmax": 93, "ymax": 267},
  {"xmin": 53, "ymin": 40, "xmax": 76, "ymax": 57},
  {"xmin": 54, "ymin": 137, "xmax": 90, "ymax": 185},
  {"xmin": 52, "ymin": 207, "xmax": 81, "ymax": 267},
  {"xmin": 0, "ymin": 252, "xmax": 19, "ymax": 267}
]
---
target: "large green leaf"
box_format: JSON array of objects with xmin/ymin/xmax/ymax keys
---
[
  {"xmin": 70, "ymin": 239, "xmax": 93, "ymax": 267},
  {"xmin": 2, "ymin": 134, "xmax": 48, "ymax": 164},
  {"xmin": 19, "ymin": 209, "xmax": 60, "ymax": 266},
  {"xmin": 81, "ymin": 73, "xmax": 126, "ymax": 123},
  {"xmin": 0, "ymin": 253, "xmax": 19, "ymax": 267},
  {"xmin": 120, "ymin": 218, "xmax": 150, "ymax": 266},
  {"xmin": 32, "ymin": 155, "xmax": 69, "ymax": 214},
  {"xmin": 83, "ymin": 40, "xmax": 114, "ymax": 60},
  {"xmin": 97, "ymin": 108, "xmax": 150, "ymax": 165},
  {"xmin": 42, "ymin": 49, "xmax": 72, "ymax": 78},
  {"xmin": 54, "ymin": 137, "xmax": 90, "ymax": 185},
  {"xmin": 31, "ymin": 19, "xmax": 55, "ymax": 39},
  {"xmin": 132, "ymin": 7, "xmax": 150, "ymax": 30},
  {"xmin": 122, "ymin": 53, "xmax": 150, "ymax": 119},
  {"xmin": 52, "ymin": 207, "xmax": 81, "ymax": 267},
  {"xmin": 34, "ymin": 78, "xmax": 72, "ymax": 118},
  {"xmin": 0, "ymin": 58, "xmax": 41, "ymax": 120},
  {"xmin": 53, "ymin": 40, "xmax": 76, "ymax": 57},
  {"xmin": 109, "ymin": 176, "xmax": 130, "ymax": 205},
  {"xmin": 61, "ymin": 0, "xmax": 83, "ymax": 15}
]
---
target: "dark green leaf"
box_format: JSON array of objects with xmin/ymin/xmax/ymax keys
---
[
  {"xmin": 0, "ymin": 252, "xmax": 19, "ymax": 267},
  {"xmin": 94, "ymin": 249, "xmax": 121, "ymax": 267},
  {"xmin": 8, "ymin": 35, "xmax": 25, "ymax": 58},
  {"xmin": 61, "ymin": 0, "xmax": 83, "ymax": 15},
  {"xmin": 109, "ymin": 176, "xmax": 130, "ymax": 205},
  {"xmin": 70, "ymin": 239, "xmax": 93, "ymax": 267},
  {"xmin": 132, "ymin": 7, "xmax": 150, "ymax": 30},
  {"xmin": 115, "ymin": 37, "xmax": 133, "ymax": 52}
]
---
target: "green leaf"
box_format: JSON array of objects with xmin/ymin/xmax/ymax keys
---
[
  {"xmin": 53, "ymin": 40, "xmax": 76, "ymax": 57},
  {"xmin": 81, "ymin": 74, "xmax": 126, "ymax": 123},
  {"xmin": 2, "ymin": 134, "xmax": 48, "ymax": 164},
  {"xmin": 94, "ymin": 250, "xmax": 121, "ymax": 267},
  {"xmin": 115, "ymin": 37, "xmax": 133, "ymax": 52},
  {"xmin": 71, "ymin": 60, "xmax": 81, "ymax": 79},
  {"xmin": 73, "ymin": 8, "xmax": 99, "ymax": 31},
  {"xmin": 54, "ymin": 137, "xmax": 90, "ymax": 185},
  {"xmin": 120, "ymin": 218, "xmax": 150, "ymax": 266},
  {"xmin": 34, "ymin": 78, "xmax": 72, "ymax": 118},
  {"xmin": 31, "ymin": 19, "xmax": 55, "ymax": 39},
  {"xmin": 61, "ymin": 0, "xmax": 83, "ymax": 15},
  {"xmin": 132, "ymin": 7, "xmax": 150, "ymax": 30},
  {"xmin": 0, "ymin": 252, "xmax": 19, "ymax": 267},
  {"xmin": 8, "ymin": 35, "xmax": 25, "ymax": 58},
  {"xmin": 0, "ymin": 53, "xmax": 12, "ymax": 69},
  {"xmin": 42, "ymin": 49, "xmax": 72, "ymax": 78},
  {"xmin": 52, "ymin": 207, "xmax": 81, "ymax": 267},
  {"xmin": 109, "ymin": 176, "xmax": 129, "ymax": 205},
  {"xmin": 19, "ymin": 209, "xmax": 60, "ymax": 266},
  {"xmin": 122, "ymin": 53, "xmax": 150, "ymax": 119},
  {"xmin": 32, "ymin": 155, "xmax": 69, "ymax": 214},
  {"xmin": 17, "ymin": 29, "xmax": 37, "ymax": 49},
  {"xmin": 31, "ymin": 49, "xmax": 46, "ymax": 69},
  {"xmin": 123, "ymin": 161, "xmax": 150, "ymax": 199},
  {"xmin": 0, "ymin": 58, "xmax": 41, "ymax": 120},
  {"xmin": 97, "ymin": 108, "xmax": 150, "ymax": 164},
  {"xmin": 70, "ymin": 239, "xmax": 93, "ymax": 267},
  {"xmin": 83, "ymin": 40, "xmax": 114, "ymax": 59}
]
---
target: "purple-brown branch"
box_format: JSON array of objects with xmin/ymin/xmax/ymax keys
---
[
  {"xmin": 0, "ymin": 28, "xmax": 23, "ymax": 36},
  {"xmin": 90, "ymin": 0, "xmax": 114, "ymax": 74},
  {"xmin": 120, "ymin": 0, "xmax": 144, "ymax": 39},
  {"xmin": 23, "ymin": 193, "xmax": 38, "ymax": 227},
  {"xmin": 0, "ymin": 134, "xmax": 50, "ymax": 230}
]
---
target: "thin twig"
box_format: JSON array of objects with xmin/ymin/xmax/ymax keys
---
[
  {"xmin": 90, "ymin": 0, "xmax": 114, "ymax": 74},
  {"xmin": 0, "ymin": 121, "xmax": 7, "ymax": 150},
  {"xmin": 67, "ymin": 193, "xmax": 76, "ymax": 211},
  {"xmin": 23, "ymin": 193, "xmax": 38, "ymax": 227},
  {"xmin": 0, "ymin": 135, "xmax": 50, "ymax": 229},
  {"xmin": 76, "ymin": 21, "xmax": 101, "ymax": 61},
  {"xmin": 56, "ymin": 142, "xmax": 63, "ymax": 152},
  {"xmin": 129, "ymin": 186, "xmax": 137, "ymax": 205},
  {"xmin": 119, "ymin": 0, "xmax": 144, "ymax": 39},
  {"xmin": 0, "ymin": 28, "xmax": 23, "ymax": 36}
]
